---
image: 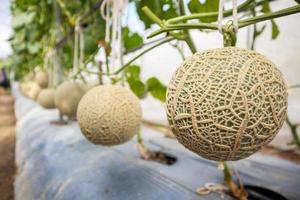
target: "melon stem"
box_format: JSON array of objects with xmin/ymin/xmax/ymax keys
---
[
  {"xmin": 137, "ymin": 129, "xmax": 143, "ymax": 145},
  {"xmin": 220, "ymin": 162, "xmax": 248, "ymax": 200}
]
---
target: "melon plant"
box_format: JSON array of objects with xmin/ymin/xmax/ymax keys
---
[
  {"xmin": 37, "ymin": 88, "xmax": 56, "ymax": 109},
  {"xmin": 77, "ymin": 85, "xmax": 142, "ymax": 146},
  {"xmin": 35, "ymin": 71, "xmax": 49, "ymax": 88},
  {"xmin": 54, "ymin": 81, "xmax": 88, "ymax": 117},
  {"xmin": 166, "ymin": 47, "xmax": 288, "ymax": 161},
  {"xmin": 5, "ymin": 0, "xmax": 300, "ymax": 198}
]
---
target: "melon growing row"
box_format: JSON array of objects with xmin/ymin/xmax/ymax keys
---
[
  {"xmin": 19, "ymin": 47, "xmax": 287, "ymax": 162},
  {"xmin": 20, "ymin": 72, "xmax": 90, "ymax": 118},
  {"xmin": 20, "ymin": 71, "xmax": 143, "ymax": 146}
]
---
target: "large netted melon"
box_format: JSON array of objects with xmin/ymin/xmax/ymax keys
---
[
  {"xmin": 77, "ymin": 85, "xmax": 142, "ymax": 146},
  {"xmin": 54, "ymin": 81, "xmax": 88, "ymax": 117},
  {"xmin": 35, "ymin": 71, "xmax": 49, "ymax": 88},
  {"xmin": 37, "ymin": 88, "xmax": 56, "ymax": 109},
  {"xmin": 166, "ymin": 47, "xmax": 288, "ymax": 161}
]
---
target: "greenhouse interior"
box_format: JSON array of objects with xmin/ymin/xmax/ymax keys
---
[{"xmin": 0, "ymin": 0, "xmax": 300, "ymax": 199}]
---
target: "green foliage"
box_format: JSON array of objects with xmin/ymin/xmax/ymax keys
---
[
  {"xmin": 123, "ymin": 27, "xmax": 143, "ymax": 52},
  {"xmin": 124, "ymin": 65, "xmax": 166, "ymax": 101},
  {"xmin": 146, "ymin": 77, "xmax": 167, "ymax": 102},
  {"xmin": 125, "ymin": 65, "xmax": 147, "ymax": 98},
  {"xmin": 188, "ymin": 0, "xmax": 219, "ymax": 22},
  {"xmin": 6, "ymin": 0, "xmax": 288, "ymax": 102},
  {"xmin": 135, "ymin": 0, "xmax": 178, "ymax": 28},
  {"xmin": 8, "ymin": 0, "xmax": 105, "ymax": 78}
]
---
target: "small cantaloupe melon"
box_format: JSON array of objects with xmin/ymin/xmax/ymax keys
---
[
  {"xmin": 54, "ymin": 81, "xmax": 88, "ymax": 117},
  {"xmin": 35, "ymin": 71, "xmax": 49, "ymax": 88},
  {"xmin": 77, "ymin": 85, "xmax": 142, "ymax": 146},
  {"xmin": 37, "ymin": 88, "xmax": 56, "ymax": 109}
]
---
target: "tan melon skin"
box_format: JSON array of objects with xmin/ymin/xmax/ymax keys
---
[
  {"xmin": 20, "ymin": 82, "xmax": 41, "ymax": 100},
  {"xmin": 37, "ymin": 88, "xmax": 56, "ymax": 109},
  {"xmin": 77, "ymin": 85, "xmax": 142, "ymax": 146},
  {"xmin": 54, "ymin": 81, "xmax": 89, "ymax": 117},
  {"xmin": 35, "ymin": 71, "xmax": 49, "ymax": 88},
  {"xmin": 166, "ymin": 47, "xmax": 288, "ymax": 161}
]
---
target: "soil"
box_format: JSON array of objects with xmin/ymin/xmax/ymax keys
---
[{"xmin": 0, "ymin": 89, "xmax": 16, "ymax": 200}]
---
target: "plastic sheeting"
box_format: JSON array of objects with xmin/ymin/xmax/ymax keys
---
[{"xmin": 13, "ymin": 85, "xmax": 300, "ymax": 200}]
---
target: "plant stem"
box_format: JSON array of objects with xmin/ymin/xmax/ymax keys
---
[
  {"xmin": 137, "ymin": 129, "xmax": 143, "ymax": 145},
  {"xmin": 147, "ymin": 23, "xmax": 218, "ymax": 38},
  {"xmin": 239, "ymin": 5, "xmax": 300, "ymax": 28},
  {"xmin": 178, "ymin": 0, "xmax": 197, "ymax": 54},
  {"xmin": 142, "ymin": 6, "xmax": 186, "ymax": 40},
  {"xmin": 167, "ymin": 0, "xmax": 254, "ymax": 24},
  {"xmin": 98, "ymin": 61, "xmax": 103, "ymax": 85},
  {"xmin": 112, "ymin": 37, "xmax": 174, "ymax": 75},
  {"xmin": 221, "ymin": 161, "xmax": 232, "ymax": 183},
  {"xmin": 55, "ymin": 0, "xmax": 75, "ymax": 26},
  {"xmin": 170, "ymin": 42, "xmax": 186, "ymax": 60},
  {"xmin": 147, "ymin": 5, "xmax": 300, "ymax": 38},
  {"xmin": 288, "ymin": 84, "xmax": 300, "ymax": 89},
  {"xmin": 141, "ymin": 6, "xmax": 164, "ymax": 26},
  {"xmin": 286, "ymin": 117, "xmax": 300, "ymax": 151}
]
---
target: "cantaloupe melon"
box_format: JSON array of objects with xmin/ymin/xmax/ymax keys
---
[
  {"xmin": 54, "ymin": 81, "xmax": 88, "ymax": 117},
  {"xmin": 166, "ymin": 47, "xmax": 288, "ymax": 161},
  {"xmin": 77, "ymin": 85, "xmax": 142, "ymax": 146}
]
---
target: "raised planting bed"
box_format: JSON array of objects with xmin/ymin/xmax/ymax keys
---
[{"xmin": 13, "ymin": 85, "xmax": 300, "ymax": 200}]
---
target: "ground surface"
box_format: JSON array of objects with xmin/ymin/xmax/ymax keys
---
[{"xmin": 0, "ymin": 88, "xmax": 16, "ymax": 200}]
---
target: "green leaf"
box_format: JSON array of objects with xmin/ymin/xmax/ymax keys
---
[
  {"xmin": 125, "ymin": 65, "xmax": 147, "ymax": 98},
  {"xmin": 135, "ymin": 0, "xmax": 178, "ymax": 29},
  {"xmin": 127, "ymin": 77, "xmax": 147, "ymax": 98},
  {"xmin": 84, "ymin": 34, "xmax": 98, "ymax": 55},
  {"xmin": 295, "ymin": 0, "xmax": 300, "ymax": 4},
  {"xmin": 12, "ymin": 11, "xmax": 36, "ymax": 28},
  {"xmin": 187, "ymin": 0, "xmax": 219, "ymax": 22},
  {"xmin": 254, "ymin": 24, "xmax": 266, "ymax": 37},
  {"xmin": 271, "ymin": 20, "xmax": 279, "ymax": 39},
  {"xmin": 27, "ymin": 42, "xmax": 40, "ymax": 54},
  {"xmin": 146, "ymin": 77, "xmax": 167, "ymax": 102},
  {"xmin": 122, "ymin": 27, "xmax": 143, "ymax": 52},
  {"xmin": 125, "ymin": 65, "xmax": 141, "ymax": 80}
]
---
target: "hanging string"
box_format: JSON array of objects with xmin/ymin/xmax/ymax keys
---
[
  {"xmin": 217, "ymin": 0, "xmax": 239, "ymax": 33},
  {"xmin": 52, "ymin": 49, "xmax": 62, "ymax": 85},
  {"xmin": 72, "ymin": 17, "xmax": 85, "ymax": 79},
  {"xmin": 100, "ymin": 0, "xmax": 112, "ymax": 43},
  {"xmin": 73, "ymin": 19, "xmax": 80, "ymax": 76},
  {"xmin": 217, "ymin": 0, "xmax": 224, "ymax": 33},
  {"xmin": 44, "ymin": 50, "xmax": 53, "ymax": 87},
  {"xmin": 100, "ymin": 0, "xmax": 128, "ymax": 74},
  {"xmin": 232, "ymin": 0, "xmax": 238, "ymax": 33}
]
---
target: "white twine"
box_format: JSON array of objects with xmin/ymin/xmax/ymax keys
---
[
  {"xmin": 232, "ymin": 0, "xmax": 238, "ymax": 33},
  {"xmin": 44, "ymin": 50, "xmax": 54, "ymax": 87},
  {"xmin": 44, "ymin": 49, "xmax": 62, "ymax": 87},
  {"xmin": 100, "ymin": 0, "xmax": 128, "ymax": 73},
  {"xmin": 72, "ymin": 18, "xmax": 85, "ymax": 78},
  {"xmin": 52, "ymin": 49, "xmax": 63, "ymax": 85},
  {"xmin": 218, "ymin": 0, "xmax": 239, "ymax": 33}
]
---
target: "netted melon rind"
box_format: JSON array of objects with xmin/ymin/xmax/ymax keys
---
[
  {"xmin": 37, "ymin": 88, "xmax": 56, "ymax": 109},
  {"xmin": 77, "ymin": 85, "xmax": 142, "ymax": 146},
  {"xmin": 35, "ymin": 71, "xmax": 49, "ymax": 88},
  {"xmin": 54, "ymin": 81, "xmax": 87, "ymax": 117},
  {"xmin": 166, "ymin": 47, "xmax": 288, "ymax": 161}
]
